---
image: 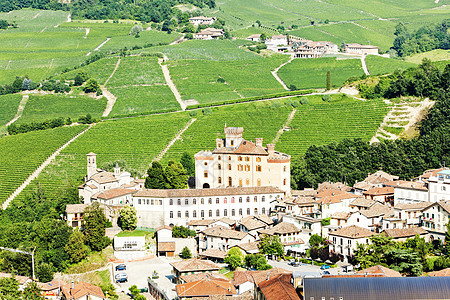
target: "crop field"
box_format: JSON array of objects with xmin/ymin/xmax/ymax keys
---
[
  {"xmin": 108, "ymin": 85, "xmax": 180, "ymax": 116},
  {"xmin": 15, "ymin": 113, "xmax": 191, "ymax": 201},
  {"xmin": 106, "ymin": 56, "xmax": 165, "ymax": 87},
  {"xmin": 162, "ymin": 100, "xmax": 293, "ymax": 163},
  {"xmin": 276, "ymin": 97, "xmax": 389, "ymax": 157},
  {"xmin": 0, "ymin": 125, "xmax": 88, "ymax": 204},
  {"xmin": 168, "ymin": 56, "xmax": 288, "ymax": 103},
  {"xmin": 0, "ymin": 94, "xmax": 22, "ymax": 126},
  {"xmin": 365, "ymin": 56, "xmax": 417, "ymax": 75},
  {"xmin": 58, "ymin": 57, "xmax": 119, "ymax": 85},
  {"xmin": 15, "ymin": 94, "xmax": 107, "ymax": 125},
  {"xmin": 278, "ymin": 57, "xmax": 364, "ymax": 90}
]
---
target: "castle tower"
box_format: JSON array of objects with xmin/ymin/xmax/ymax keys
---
[
  {"xmin": 114, "ymin": 163, "xmax": 121, "ymax": 178},
  {"xmin": 224, "ymin": 127, "xmax": 243, "ymax": 148},
  {"xmin": 86, "ymin": 152, "xmax": 97, "ymax": 180}
]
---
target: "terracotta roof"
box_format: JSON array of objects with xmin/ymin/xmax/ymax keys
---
[
  {"xmin": 428, "ymin": 267, "xmax": 450, "ymax": 277},
  {"xmin": 93, "ymin": 188, "xmax": 136, "ymax": 200},
  {"xmin": 346, "ymin": 43, "xmax": 379, "ymax": 49},
  {"xmin": 155, "ymin": 225, "xmax": 172, "ymax": 232},
  {"xmin": 384, "ymin": 180, "xmax": 428, "ymax": 191},
  {"xmin": 360, "ymin": 202, "xmax": 394, "ymax": 218},
  {"xmin": 180, "ymin": 272, "xmax": 229, "ymax": 283},
  {"xmin": 259, "ymin": 222, "xmax": 301, "ymax": 235},
  {"xmin": 259, "ymin": 274, "xmax": 300, "ymax": 300},
  {"xmin": 239, "ymin": 216, "xmax": 267, "ymax": 231},
  {"xmin": 353, "ymin": 181, "xmax": 373, "ymax": 191},
  {"xmin": 90, "ymin": 171, "xmax": 117, "ymax": 184},
  {"xmin": 315, "ymin": 189, "xmax": 349, "ymax": 198},
  {"xmin": 383, "ymin": 227, "xmax": 428, "ymax": 239},
  {"xmin": 233, "ymin": 271, "xmax": 254, "ymax": 285},
  {"xmin": 202, "ymin": 226, "xmax": 248, "ymax": 240},
  {"xmin": 255, "ymin": 214, "xmax": 274, "ymax": 225},
  {"xmin": 218, "ymin": 217, "xmax": 236, "ymax": 226},
  {"xmin": 350, "ymin": 198, "xmax": 376, "ymax": 208},
  {"xmin": 251, "ymin": 268, "xmax": 291, "ymax": 285},
  {"xmin": 394, "ymin": 202, "xmax": 430, "ymax": 211},
  {"xmin": 283, "ymin": 240, "xmax": 304, "ymax": 246},
  {"xmin": 158, "ymin": 242, "xmax": 175, "ymax": 252},
  {"xmin": 213, "ymin": 139, "xmax": 268, "ymax": 156},
  {"xmin": 315, "ymin": 192, "xmax": 360, "ymax": 205},
  {"xmin": 317, "ymin": 182, "xmax": 352, "ymax": 193},
  {"xmin": 436, "ymin": 201, "xmax": 450, "ymax": 214},
  {"xmin": 61, "ymin": 281, "xmax": 105, "ymax": 300},
  {"xmin": 356, "ymin": 265, "xmax": 402, "ymax": 277},
  {"xmin": 329, "ymin": 225, "xmax": 374, "ymax": 239},
  {"xmin": 37, "ymin": 279, "xmax": 66, "ymax": 291},
  {"xmin": 189, "ymin": 219, "xmax": 218, "ymax": 226},
  {"xmin": 291, "ymin": 189, "xmax": 315, "ymax": 197},
  {"xmin": 271, "ymin": 35, "xmax": 287, "ymax": 39},
  {"xmin": 171, "ymin": 259, "xmax": 220, "ymax": 273},
  {"xmin": 66, "ymin": 204, "xmax": 88, "ymax": 214},
  {"xmin": 199, "ymin": 249, "xmax": 227, "ymax": 259},
  {"xmin": 176, "ymin": 277, "xmax": 236, "ymax": 297},
  {"xmin": 331, "ymin": 212, "xmax": 351, "ymax": 220},
  {"xmin": 247, "ymin": 34, "xmax": 261, "ymax": 39},
  {"xmin": 0, "ymin": 273, "xmax": 31, "ymax": 285},
  {"xmin": 363, "ymin": 186, "xmax": 394, "ymax": 196},
  {"xmin": 234, "ymin": 241, "xmax": 260, "ymax": 253},
  {"xmin": 419, "ymin": 168, "xmax": 447, "ymax": 180},
  {"xmin": 134, "ymin": 186, "xmax": 283, "ymax": 198},
  {"xmin": 365, "ymin": 171, "xmax": 399, "ymax": 184}
]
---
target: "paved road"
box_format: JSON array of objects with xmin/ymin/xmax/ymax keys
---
[
  {"xmin": 113, "ymin": 257, "xmax": 181, "ymax": 299},
  {"xmin": 268, "ymin": 259, "xmax": 353, "ymax": 276}
]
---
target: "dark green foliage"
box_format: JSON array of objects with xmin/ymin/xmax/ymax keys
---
[
  {"xmin": 145, "ymin": 160, "xmax": 188, "ymax": 189},
  {"xmin": 74, "ymin": 71, "xmax": 89, "ymax": 86},
  {"xmin": 224, "ymin": 248, "xmax": 244, "ymax": 270},
  {"xmin": 259, "ymin": 235, "xmax": 284, "ymax": 257},
  {"xmin": 65, "ymin": 229, "xmax": 89, "ymax": 264},
  {"xmin": 309, "ymin": 234, "xmax": 326, "ymax": 248},
  {"xmin": 180, "ymin": 246, "xmax": 192, "ymax": 259},
  {"xmin": 78, "ymin": 114, "xmax": 96, "ymax": 124},
  {"xmin": 8, "ymin": 117, "xmax": 66, "ymax": 135},
  {"xmin": 172, "ymin": 226, "xmax": 195, "ymax": 238},
  {"xmin": 145, "ymin": 161, "xmax": 169, "ymax": 189},
  {"xmin": 180, "ymin": 152, "xmax": 195, "ymax": 177},
  {"xmin": 82, "ymin": 202, "xmax": 109, "ymax": 252},
  {"xmin": 83, "ymin": 79, "xmax": 100, "ymax": 93},
  {"xmin": 0, "ymin": 277, "xmax": 21, "ymax": 298},
  {"xmin": 23, "ymin": 281, "xmax": 43, "ymax": 300},
  {"xmin": 326, "ymin": 70, "xmax": 331, "ymax": 90},
  {"xmin": 244, "ymin": 254, "xmax": 272, "ymax": 270},
  {"xmin": 321, "ymin": 217, "xmax": 330, "ymax": 226},
  {"xmin": 385, "ymin": 248, "xmax": 423, "ymax": 276},
  {"xmin": 36, "ymin": 262, "xmax": 54, "ymax": 283},
  {"xmin": 0, "ymin": 19, "xmax": 9, "ymax": 29}
]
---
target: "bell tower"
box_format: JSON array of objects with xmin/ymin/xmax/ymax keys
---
[{"xmin": 86, "ymin": 152, "xmax": 97, "ymax": 180}]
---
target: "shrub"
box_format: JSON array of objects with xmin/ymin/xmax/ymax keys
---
[
  {"xmin": 180, "ymin": 246, "xmax": 192, "ymax": 259},
  {"xmin": 189, "ymin": 110, "xmax": 198, "ymax": 117},
  {"xmin": 289, "ymin": 84, "xmax": 298, "ymax": 91},
  {"xmin": 300, "ymin": 97, "xmax": 309, "ymax": 105},
  {"xmin": 84, "ymin": 79, "xmax": 100, "ymax": 93},
  {"xmin": 270, "ymin": 102, "xmax": 282, "ymax": 109},
  {"xmin": 217, "ymin": 77, "xmax": 226, "ymax": 83},
  {"xmin": 202, "ymin": 107, "xmax": 212, "ymax": 115},
  {"xmin": 322, "ymin": 95, "xmax": 331, "ymax": 102}
]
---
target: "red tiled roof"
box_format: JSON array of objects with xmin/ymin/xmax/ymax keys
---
[
  {"xmin": 329, "ymin": 225, "xmax": 374, "ymax": 239},
  {"xmin": 94, "ymin": 188, "xmax": 136, "ymax": 200},
  {"xmin": 383, "ymin": 227, "xmax": 428, "ymax": 239},
  {"xmin": 176, "ymin": 277, "xmax": 236, "ymax": 297},
  {"xmin": 356, "ymin": 265, "xmax": 402, "ymax": 277},
  {"xmin": 428, "ymin": 267, "xmax": 450, "ymax": 277},
  {"xmin": 61, "ymin": 281, "xmax": 105, "ymax": 300},
  {"xmin": 259, "ymin": 274, "xmax": 300, "ymax": 300},
  {"xmin": 158, "ymin": 242, "xmax": 175, "ymax": 252},
  {"xmin": 363, "ymin": 186, "xmax": 394, "ymax": 196},
  {"xmin": 171, "ymin": 259, "xmax": 220, "ymax": 273},
  {"xmin": 199, "ymin": 249, "xmax": 227, "ymax": 259}
]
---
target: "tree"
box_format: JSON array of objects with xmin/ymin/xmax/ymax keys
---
[
  {"xmin": 326, "ymin": 70, "xmax": 331, "ymax": 90},
  {"xmin": 245, "ymin": 254, "xmax": 272, "ymax": 270},
  {"xmin": 145, "ymin": 161, "xmax": 169, "ymax": 189},
  {"xmin": 259, "ymin": 235, "xmax": 284, "ymax": 257},
  {"xmin": 118, "ymin": 205, "xmax": 137, "ymax": 231},
  {"xmin": 82, "ymin": 202, "xmax": 109, "ymax": 251},
  {"xmin": 180, "ymin": 246, "xmax": 192, "ymax": 259},
  {"xmin": 172, "ymin": 226, "xmax": 195, "ymax": 238},
  {"xmin": 260, "ymin": 33, "xmax": 267, "ymax": 41},
  {"xmin": 180, "ymin": 152, "xmax": 195, "ymax": 176},
  {"xmin": 65, "ymin": 228, "xmax": 89, "ymax": 264},
  {"xmin": 165, "ymin": 161, "xmax": 188, "ymax": 189},
  {"xmin": 130, "ymin": 25, "xmax": 143, "ymax": 36},
  {"xmin": 23, "ymin": 281, "xmax": 44, "ymax": 300},
  {"xmin": 445, "ymin": 222, "xmax": 450, "ymax": 254},
  {"xmin": 385, "ymin": 248, "xmax": 423, "ymax": 276},
  {"xmin": 0, "ymin": 277, "xmax": 21, "ymax": 298},
  {"xmin": 36, "ymin": 262, "xmax": 54, "ymax": 283},
  {"xmin": 74, "ymin": 71, "xmax": 89, "ymax": 86},
  {"xmin": 309, "ymin": 234, "xmax": 325, "ymax": 248},
  {"xmin": 225, "ymin": 248, "xmax": 244, "ymax": 270},
  {"xmin": 83, "ymin": 78, "xmax": 100, "ymax": 93}
]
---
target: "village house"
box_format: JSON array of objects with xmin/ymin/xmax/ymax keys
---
[
  {"xmin": 428, "ymin": 170, "xmax": 450, "ymax": 202},
  {"xmin": 382, "ymin": 227, "xmax": 428, "ymax": 242},
  {"xmin": 0, "ymin": 273, "xmax": 32, "ymax": 291},
  {"xmin": 170, "ymin": 259, "xmax": 220, "ymax": 284},
  {"xmin": 246, "ymin": 34, "xmax": 261, "ymax": 42},
  {"xmin": 329, "ymin": 225, "xmax": 375, "ymax": 257},
  {"xmin": 188, "ymin": 218, "xmax": 234, "ymax": 232},
  {"xmin": 284, "ymin": 197, "xmax": 319, "ymax": 217},
  {"xmin": 61, "ymin": 281, "xmax": 106, "ymax": 300},
  {"xmin": 420, "ymin": 200, "xmax": 450, "ymax": 241},
  {"xmin": 155, "ymin": 225, "xmax": 197, "ymax": 257},
  {"xmin": 282, "ymin": 214, "xmax": 322, "ymax": 244},
  {"xmin": 353, "ymin": 170, "xmax": 399, "ymax": 195},
  {"xmin": 390, "ymin": 202, "xmax": 430, "ymax": 229},
  {"xmin": 234, "ymin": 268, "xmax": 291, "ymax": 297},
  {"xmin": 384, "ymin": 180, "xmax": 428, "ymax": 205},
  {"xmin": 198, "ymin": 248, "xmax": 227, "ymax": 263},
  {"xmin": 415, "ymin": 168, "xmax": 447, "ymax": 183},
  {"xmin": 265, "ymin": 35, "xmax": 288, "ymax": 52},
  {"xmin": 231, "ymin": 241, "xmax": 260, "ymax": 256},
  {"xmin": 347, "ymin": 202, "xmax": 394, "ymax": 230},
  {"xmin": 329, "ymin": 212, "xmax": 351, "ymax": 229},
  {"xmin": 349, "ymin": 197, "xmax": 376, "ymax": 212},
  {"xmin": 199, "ymin": 226, "xmax": 254, "ymax": 252},
  {"xmin": 259, "ymin": 222, "xmax": 306, "ymax": 254},
  {"xmin": 256, "ymin": 273, "xmax": 300, "ymax": 300},
  {"xmin": 188, "ymin": 16, "xmax": 216, "ymax": 26},
  {"xmin": 193, "ymin": 28, "xmax": 224, "ymax": 40},
  {"xmin": 238, "ymin": 215, "xmax": 273, "ymax": 238},
  {"xmin": 37, "ymin": 279, "xmax": 65, "ymax": 299},
  {"xmin": 178, "ymin": 272, "xmax": 229, "ymax": 285},
  {"xmin": 293, "ymin": 40, "xmax": 338, "ymax": 58},
  {"xmin": 345, "ymin": 43, "xmax": 379, "ymax": 55},
  {"xmin": 355, "ymin": 265, "xmax": 402, "ymax": 277},
  {"xmin": 65, "ymin": 204, "xmax": 88, "ymax": 228},
  {"xmin": 195, "ymin": 127, "xmax": 291, "ymax": 192},
  {"xmin": 314, "ymin": 189, "xmax": 360, "ymax": 218},
  {"xmin": 363, "ymin": 186, "xmax": 394, "ymax": 203}
]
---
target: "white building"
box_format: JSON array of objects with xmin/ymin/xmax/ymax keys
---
[
  {"xmin": 193, "ymin": 28, "xmax": 224, "ymax": 40},
  {"xmin": 329, "ymin": 225, "xmax": 375, "ymax": 257},
  {"xmin": 188, "ymin": 16, "xmax": 216, "ymax": 26},
  {"xmin": 265, "ymin": 35, "xmax": 288, "ymax": 52},
  {"xmin": 420, "ymin": 200, "xmax": 450, "ymax": 241},
  {"xmin": 113, "ymin": 236, "xmax": 146, "ymax": 251},
  {"xmin": 428, "ymin": 170, "xmax": 450, "ymax": 202},
  {"xmin": 385, "ymin": 180, "xmax": 429, "ymax": 205},
  {"xmin": 246, "ymin": 34, "xmax": 261, "ymax": 42},
  {"xmin": 345, "ymin": 43, "xmax": 379, "ymax": 55},
  {"xmin": 259, "ymin": 222, "xmax": 306, "ymax": 253},
  {"xmin": 195, "ymin": 127, "xmax": 291, "ymax": 193},
  {"xmin": 199, "ymin": 226, "xmax": 254, "ymax": 251}
]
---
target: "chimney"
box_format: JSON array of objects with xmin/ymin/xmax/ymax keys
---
[
  {"xmin": 267, "ymin": 144, "xmax": 275, "ymax": 157},
  {"xmin": 255, "ymin": 138, "xmax": 263, "ymax": 147},
  {"xmin": 216, "ymin": 138, "xmax": 224, "ymax": 148}
]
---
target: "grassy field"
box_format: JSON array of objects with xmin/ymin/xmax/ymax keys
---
[
  {"xmin": 276, "ymin": 96, "xmax": 389, "ymax": 156},
  {"xmin": 278, "ymin": 57, "xmax": 364, "ymax": 89},
  {"xmin": 405, "ymin": 49, "xmax": 450, "ymax": 64},
  {"xmin": 16, "ymin": 94, "xmax": 107, "ymax": 125},
  {"xmin": 0, "ymin": 94, "xmax": 22, "ymax": 126},
  {"xmin": 106, "ymin": 56, "xmax": 165, "ymax": 87},
  {"xmin": 365, "ymin": 56, "xmax": 417, "ymax": 75},
  {"xmin": 58, "ymin": 57, "xmax": 120, "ymax": 85},
  {"xmin": 0, "ymin": 125, "xmax": 88, "ymax": 204},
  {"xmin": 168, "ymin": 55, "xmax": 289, "ymax": 104}
]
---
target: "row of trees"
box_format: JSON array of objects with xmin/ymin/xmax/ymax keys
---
[
  {"xmin": 291, "ymin": 61, "xmax": 450, "ymax": 189},
  {"xmin": 144, "ymin": 160, "xmax": 189, "ymax": 189},
  {"xmin": 224, "ymin": 248, "xmax": 272, "ymax": 270}
]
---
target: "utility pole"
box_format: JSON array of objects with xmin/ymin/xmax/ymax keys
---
[{"xmin": 0, "ymin": 246, "xmax": 36, "ymax": 280}]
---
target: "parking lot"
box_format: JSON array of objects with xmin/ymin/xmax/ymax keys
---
[
  {"xmin": 268, "ymin": 259, "xmax": 354, "ymax": 275},
  {"xmin": 112, "ymin": 257, "xmax": 181, "ymax": 299}
]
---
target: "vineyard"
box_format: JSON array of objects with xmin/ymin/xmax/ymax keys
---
[
  {"xmin": 0, "ymin": 94, "xmax": 22, "ymax": 126},
  {"xmin": 365, "ymin": 56, "xmax": 417, "ymax": 76},
  {"xmin": 15, "ymin": 94, "xmax": 107, "ymax": 125},
  {"xmin": 106, "ymin": 56, "xmax": 165, "ymax": 87},
  {"xmin": 58, "ymin": 57, "xmax": 120, "ymax": 85},
  {"xmin": 15, "ymin": 113, "xmax": 191, "ymax": 201},
  {"xmin": 276, "ymin": 96, "xmax": 389, "ymax": 157},
  {"xmin": 278, "ymin": 57, "xmax": 364, "ymax": 90},
  {"xmin": 0, "ymin": 125, "xmax": 88, "ymax": 204}
]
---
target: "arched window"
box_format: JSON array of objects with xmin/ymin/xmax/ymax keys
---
[
  {"xmin": 232, "ymin": 209, "xmax": 235, "ymax": 216},
  {"xmin": 256, "ymin": 157, "xmax": 261, "ymax": 162},
  {"xmin": 208, "ymin": 198, "xmax": 212, "ymax": 204},
  {"xmin": 218, "ymin": 164, "xmax": 222, "ymax": 170},
  {"xmin": 256, "ymin": 165, "xmax": 262, "ymax": 172},
  {"xmin": 228, "ymin": 177, "xmax": 232, "ymax": 187},
  {"xmin": 262, "ymin": 196, "xmax": 265, "ymax": 202},
  {"xmin": 254, "ymin": 208, "xmax": 258, "ymax": 215},
  {"xmin": 218, "ymin": 156, "xmax": 221, "ymax": 160},
  {"xmin": 245, "ymin": 157, "xmax": 250, "ymax": 162},
  {"xmin": 247, "ymin": 208, "xmax": 250, "ymax": 215},
  {"xmin": 238, "ymin": 156, "xmax": 243, "ymax": 161},
  {"xmin": 224, "ymin": 197, "xmax": 227, "ymax": 204},
  {"xmin": 239, "ymin": 208, "xmax": 243, "ymax": 216},
  {"xmin": 228, "ymin": 164, "xmax": 232, "ymax": 171},
  {"xmin": 238, "ymin": 164, "xmax": 243, "ymax": 171},
  {"xmin": 216, "ymin": 209, "xmax": 220, "ymax": 217},
  {"xmin": 246, "ymin": 178, "xmax": 250, "ymax": 186},
  {"xmin": 185, "ymin": 199, "xmax": 189, "ymax": 205},
  {"xmin": 193, "ymin": 198, "xmax": 197, "ymax": 205},
  {"xmin": 239, "ymin": 178, "xmax": 243, "ymax": 186},
  {"xmin": 239, "ymin": 197, "xmax": 243, "ymax": 203},
  {"xmin": 262, "ymin": 207, "xmax": 266, "ymax": 214},
  {"xmin": 245, "ymin": 165, "xmax": 250, "ymax": 172},
  {"xmin": 283, "ymin": 166, "xmax": 287, "ymax": 172},
  {"xmin": 209, "ymin": 210, "xmax": 212, "ymax": 217},
  {"xmin": 246, "ymin": 197, "xmax": 250, "ymax": 202},
  {"xmin": 204, "ymin": 171, "xmax": 208, "ymax": 178},
  {"xmin": 218, "ymin": 177, "xmax": 222, "ymax": 184},
  {"xmin": 170, "ymin": 199, "xmax": 173, "ymax": 205},
  {"xmin": 216, "ymin": 198, "xmax": 220, "ymax": 204},
  {"xmin": 170, "ymin": 211, "xmax": 173, "ymax": 218},
  {"xmin": 283, "ymin": 178, "xmax": 287, "ymax": 185},
  {"xmin": 257, "ymin": 179, "xmax": 261, "ymax": 186},
  {"xmin": 185, "ymin": 211, "xmax": 189, "ymax": 218},
  {"xmin": 201, "ymin": 210, "xmax": 205, "ymax": 218},
  {"xmin": 177, "ymin": 199, "xmax": 181, "ymax": 205},
  {"xmin": 231, "ymin": 197, "xmax": 235, "ymax": 203},
  {"xmin": 254, "ymin": 196, "xmax": 258, "ymax": 202},
  {"xmin": 224, "ymin": 209, "xmax": 227, "ymax": 216},
  {"xmin": 201, "ymin": 198, "xmax": 204, "ymax": 204},
  {"xmin": 177, "ymin": 211, "xmax": 181, "ymax": 218},
  {"xmin": 193, "ymin": 210, "xmax": 197, "ymax": 218},
  {"xmin": 228, "ymin": 156, "xmax": 232, "ymax": 161}
]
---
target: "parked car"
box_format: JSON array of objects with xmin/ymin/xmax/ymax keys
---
[
  {"xmin": 115, "ymin": 273, "xmax": 128, "ymax": 283},
  {"xmin": 322, "ymin": 270, "xmax": 330, "ymax": 275},
  {"xmin": 320, "ymin": 265, "xmax": 331, "ymax": 270},
  {"xmin": 288, "ymin": 261, "xmax": 301, "ymax": 267},
  {"xmin": 115, "ymin": 264, "xmax": 126, "ymax": 271}
]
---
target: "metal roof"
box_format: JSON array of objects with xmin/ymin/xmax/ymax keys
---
[{"xmin": 303, "ymin": 277, "xmax": 450, "ymax": 300}]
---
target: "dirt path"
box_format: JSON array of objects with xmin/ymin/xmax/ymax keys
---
[
  {"xmin": 153, "ymin": 118, "xmax": 196, "ymax": 162},
  {"xmin": 5, "ymin": 60, "xmax": 11, "ymax": 70},
  {"xmin": 272, "ymin": 108, "xmax": 297, "ymax": 144},
  {"xmin": 54, "ymin": 13, "xmax": 71, "ymax": 27},
  {"xmin": 2, "ymin": 124, "xmax": 94, "ymax": 210},
  {"xmin": 101, "ymin": 58, "xmax": 121, "ymax": 117},
  {"xmin": 158, "ymin": 56, "xmax": 186, "ymax": 111},
  {"xmin": 86, "ymin": 38, "xmax": 111, "ymax": 56},
  {"xmin": 272, "ymin": 57, "xmax": 294, "ymax": 91},
  {"xmin": 361, "ymin": 56, "xmax": 370, "ymax": 75},
  {"xmin": 6, "ymin": 95, "xmax": 29, "ymax": 126},
  {"xmin": 83, "ymin": 28, "xmax": 90, "ymax": 38},
  {"xmin": 49, "ymin": 58, "xmax": 54, "ymax": 69},
  {"xmin": 169, "ymin": 35, "xmax": 185, "ymax": 45},
  {"xmin": 104, "ymin": 57, "xmax": 121, "ymax": 86}
]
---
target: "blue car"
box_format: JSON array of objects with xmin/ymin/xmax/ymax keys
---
[
  {"xmin": 115, "ymin": 264, "xmax": 126, "ymax": 271},
  {"xmin": 320, "ymin": 265, "xmax": 331, "ymax": 270}
]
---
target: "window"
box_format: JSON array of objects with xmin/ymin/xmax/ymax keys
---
[
  {"xmin": 228, "ymin": 156, "xmax": 232, "ymax": 161},
  {"xmin": 224, "ymin": 197, "xmax": 227, "ymax": 204},
  {"xmin": 231, "ymin": 140, "xmax": 234, "ymax": 146},
  {"xmin": 246, "ymin": 178, "xmax": 250, "ymax": 186},
  {"xmin": 193, "ymin": 210, "xmax": 197, "ymax": 218},
  {"xmin": 238, "ymin": 156, "xmax": 242, "ymax": 161},
  {"xmin": 204, "ymin": 171, "xmax": 208, "ymax": 178},
  {"xmin": 256, "ymin": 165, "xmax": 262, "ymax": 172},
  {"xmin": 231, "ymin": 197, "xmax": 235, "ymax": 203},
  {"xmin": 254, "ymin": 196, "xmax": 258, "ymax": 202},
  {"xmin": 193, "ymin": 198, "xmax": 196, "ymax": 205},
  {"xmin": 228, "ymin": 164, "xmax": 232, "ymax": 171},
  {"xmin": 257, "ymin": 179, "xmax": 261, "ymax": 187},
  {"xmin": 170, "ymin": 211, "xmax": 173, "ymax": 218},
  {"xmin": 201, "ymin": 198, "xmax": 204, "ymax": 204},
  {"xmin": 177, "ymin": 211, "xmax": 181, "ymax": 218},
  {"xmin": 232, "ymin": 209, "xmax": 235, "ymax": 216},
  {"xmin": 218, "ymin": 177, "xmax": 222, "ymax": 184},
  {"xmin": 224, "ymin": 209, "xmax": 227, "ymax": 216},
  {"xmin": 283, "ymin": 178, "xmax": 286, "ymax": 186},
  {"xmin": 262, "ymin": 207, "xmax": 265, "ymax": 214},
  {"xmin": 216, "ymin": 198, "xmax": 220, "ymax": 204},
  {"xmin": 159, "ymin": 200, "xmax": 162, "ymax": 205},
  {"xmin": 204, "ymin": 162, "xmax": 208, "ymax": 166},
  {"xmin": 228, "ymin": 177, "xmax": 232, "ymax": 187},
  {"xmin": 209, "ymin": 210, "xmax": 212, "ymax": 217},
  {"xmin": 218, "ymin": 164, "xmax": 222, "ymax": 170},
  {"xmin": 177, "ymin": 199, "xmax": 181, "ymax": 205},
  {"xmin": 239, "ymin": 178, "xmax": 243, "ymax": 186},
  {"xmin": 239, "ymin": 197, "xmax": 243, "ymax": 203},
  {"xmin": 238, "ymin": 164, "xmax": 243, "ymax": 171},
  {"xmin": 170, "ymin": 199, "xmax": 173, "ymax": 205},
  {"xmin": 151, "ymin": 199, "xmax": 154, "ymax": 205},
  {"xmin": 283, "ymin": 166, "xmax": 287, "ymax": 172},
  {"xmin": 245, "ymin": 165, "xmax": 250, "ymax": 172},
  {"xmin": 247, "ymin": 208, "xmax": 250, "ymax": 215},
  {"xmin": 245, "ymin": 157, "xmax": 250, "ymax": 162},
  {"xmin": 216, "ymin": 209, "xmax": 220, "ymax": 217},
  {"xmin": 185, "ymin": 211, "xmax": 189, "ymax": 218},
  {"xmin": 185, "ymin": 199, "xmax": 189, "ymax": 205},
  {"xmin": 254, "ymin": 208, "xmax": 258, "ymax": 215},
  {"xmin": 239, "ymin": 208, "xmax": 243, "ymax": 216},
  {"xmin": 256, "ymin": 157, "xmax": 261, "ymax": 162},
  {"xmin": 208, "ymin": 198, "xmax": 212, "ymax": 204},
  {"xmin": 262, "ymin": 196, "xmax": 265, "ymax": 202},
  {"xmin": 201, "ymin": 210, "xmax": 204, "ymax": 218},
  {"xmin": 138, "ymin": 199, "xmax": 141, "ymax": 205},
  {"xmin": 218, "ymin": 156, "xmax": 221, "ymax": 160},
  {"xmin": 246, "ymin": 196, "xmax": 250, "ymax": 203}
]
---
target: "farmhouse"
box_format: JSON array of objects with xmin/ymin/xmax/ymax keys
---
[
  {"xmin": 188, "ymin": 16, "xmax": 216, "ymax": 26},
  {"xmin": 294, "ymin": 41, "xmax": 338, "ymax": 58},
  {"xmin": 65, "ymin": 204, "xmax": 88, "ymax": 228},
  {"xmin": 199, "ymin": 225, "xmax": 254, "ymax": 251},
  {"xmin": 193, "ymin": 28, "xmax": 224, "ymax": 40},
  {"xmin": 195, "ymin": 127, "xmax": 291, "ymax": 192},
  {"xmin": 345, "ymin": 43, "xmax": 379, "ymax": 55},
  {"xmin": 246, "ymin": 34, "xmax": 261, "ymax": 42},
  {"xmin": 265, "ymin": 35, "xmax": 288, "ymax": 52}
]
